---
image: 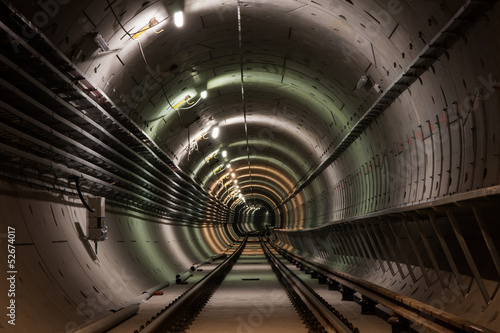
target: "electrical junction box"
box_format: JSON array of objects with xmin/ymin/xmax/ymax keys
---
[{"xmin": 86, "ymin": 196, "xmax": 108, "ymax": 242}]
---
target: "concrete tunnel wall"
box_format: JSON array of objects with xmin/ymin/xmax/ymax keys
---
[
  {"xmin": 0, "ymin": 0, "xmax": 500, "ymax": 331},
  {"xmin": 280, "ymin": 14, "xmax": 500, "ymax": 228},
  {"xmin": 0, "ymin": 180, "xmax": 236, "ymax": 332}
]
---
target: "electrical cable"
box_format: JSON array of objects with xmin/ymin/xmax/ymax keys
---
[
  {"xmin": 69, "ymin": 177, "xmax": 95, "ymax": 213},
  {"xmin": 107, "ymin": 0, "xmax": 198, "ymax": 167},
  {"xmin": 106, "ymin": 0, "xmax": 133, "ymax": 39}
]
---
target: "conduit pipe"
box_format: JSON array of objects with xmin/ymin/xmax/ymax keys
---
[
  {"xmin": 176, "ymin": 271, "xmax": 192, "ymax": 284},
  {"xmin": 74, "ymin": 304, "xmax": 139, "ymax": 333},
  {"xmin": 74, "ymin": 281, "xmax": 169, "ymax": 333},
  {"xmin": 190, "ymin": 253, "xmax": 227, "ymax": 271}
]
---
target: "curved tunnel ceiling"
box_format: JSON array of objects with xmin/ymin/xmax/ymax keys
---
[
  {"xmin": 2, "ymin": 0, "xmax": 498, "ymax": 232},
  {"xmin": 2, "ymin": 0, "xmax": 500, "ymax": 330},
  {"xmin": 48, "ymin": 1, "xmax": 429, "ymax": 219},
  {"xmin": 35, "ymin": 0, "xmax": 459, "ymax": 226}
]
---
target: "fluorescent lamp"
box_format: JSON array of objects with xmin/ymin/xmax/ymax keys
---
[
  {"xmin": 211, "ymin": 126, "xmax": 220, "ymax": 139},
  {"xmin": 201, "ymin": 90, "xmax": 208, "ymax": 98},
  {"xmin": 174, "ymin": 11, "xmax": 184, "ymax": 27},
  {"xmin": 222, "ymin": 150, "xmax": 227, "ymax": 158}
]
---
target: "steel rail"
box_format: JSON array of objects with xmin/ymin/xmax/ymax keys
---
[
  {"xmin": 261, "ymin": 237, "xmax": 358, "ymax": 333},
  {"xmin": 138, "ymin": 236, "xmax": 248, "ymax": 333},
  {"xmin": 272, "ymin": 243, "xmax": 495, "ymax": 333}
]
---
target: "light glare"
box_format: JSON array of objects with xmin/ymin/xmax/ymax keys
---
[
  {"xmin": 211, "ymin": 126, "xmax": 220, "ymax": 139},
  {"xmin": 174, "ymin": 11, "xmax": 184, "ymax": 27}
]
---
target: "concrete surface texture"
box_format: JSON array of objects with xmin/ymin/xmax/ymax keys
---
[{"xmin": 0, "ymin": 0, "xmax": 499, "ymax": 331}]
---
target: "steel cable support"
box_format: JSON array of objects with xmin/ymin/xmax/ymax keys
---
[{"xmin": 0, "ymin": 0, "xmax": 229, "ymax": 216}]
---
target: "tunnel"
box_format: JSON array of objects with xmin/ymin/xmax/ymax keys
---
[{"xmin": 1, "ymin": 0, "xmax": 500, "ymax": 332}]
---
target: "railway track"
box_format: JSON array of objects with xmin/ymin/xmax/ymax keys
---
[
  {"xmin": 134, "ymin": 237, "xmax": 248, "ymax": 333},
  {"xmin": 260, "ymin": 236, "xmax": 359, "ymax": 333},
  {"xmin": 130, "ymin": 236, "xmax": 368, "ymax": 333},
  {"xmin": 123, "ymin": 235, "xmax": 494, "ymax": 333},
  {"xmin": 271, "ymin": 241, "xmax": 496, "ymax": 333}
]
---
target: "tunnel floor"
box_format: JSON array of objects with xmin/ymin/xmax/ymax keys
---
[
  {"xmin": 109, "ymin": 237, "xmax": 393, "ymax": 332},
  {"xmin": 187, "ymin": 238, "xmax": 306, "ymax": 332},
  {"xmin": 107, "ymin": 249, "xmax": 237, "ymax": 332}
]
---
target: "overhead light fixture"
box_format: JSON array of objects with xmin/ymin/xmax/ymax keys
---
[
  {"xmin": 131, "ymin": 17, "xmax": 160, "ymax": 39},
  {"xmin": 222, "ymin": 150, "xmax": 227, "ymax": 158},
  {"xmin": 231, "ymin": 173, "xmax": 235, "ymax": 178},
  {"xmin": 173, "ymin": 95, "xmax": 191, "ymax": 109},
  {"xmin": 234, "ymin": 180, "xmax": 238, "ymax": 184},
  {"xmin": 211, "ymin": 126, "xmax": 220, "ymax": 139},
  {"xmin": 177, "ymin": 90, "xmax": 208, "ymax": 110},
  {"xmin": 174, "ymin": 11, "xmax": 184, "ymax": 27}
]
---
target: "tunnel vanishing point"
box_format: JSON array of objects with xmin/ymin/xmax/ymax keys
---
[{"xmin": 1, "ymin": 0, "xmax": 500, "ymax": 332}]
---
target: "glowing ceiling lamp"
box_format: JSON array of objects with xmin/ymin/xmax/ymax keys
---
[
  {"xmin": 174, "ymin": 11, "xmax": 184, "ymax": 27},
  {"xmin": 177, "ymin": 90, "xmax": 208, "ymax": 110},
  {"xmin": 211, "ymin": 126, "xmax": 220, "ymax": 139},
  {"xmin": 222, "ymin": 150, "xmax": 227, "ymax": 158},
  {"xmin": 231, "ymin": 173, "xmax": 235, "ymax": 178},
  {"xmin": 173, "ymin": 95, "xmax": 191, "ymax": 109}
]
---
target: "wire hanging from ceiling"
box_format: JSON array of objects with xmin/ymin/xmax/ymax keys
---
[
  {"xmin": 237, "ymin": 0, "xmax": 253, "ymax": 204},
  {"xmin": 106, "ymin": 0, "xmax": 193, "ymax": 159}
]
